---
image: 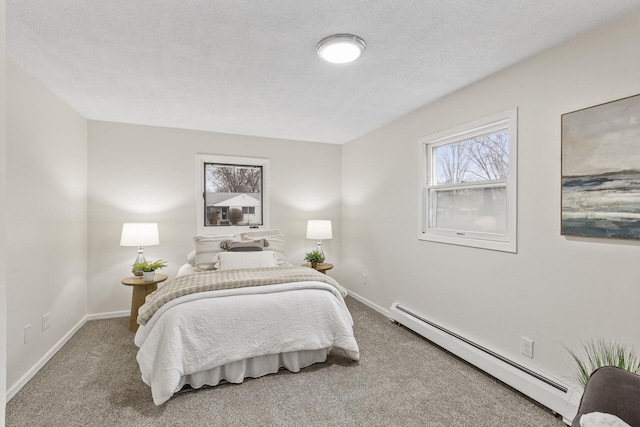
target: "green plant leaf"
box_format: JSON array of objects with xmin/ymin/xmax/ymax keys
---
[
  {"xmin": 303, "ymin": 250, "xmax": 324, "ymax": 263},
  {"xmin": 565, "ymin": 338, "xmax": 640, "ymax": 389},
  {"xmin": 132, "ymin": 259, "xmax": 168, "ymax": 272}
]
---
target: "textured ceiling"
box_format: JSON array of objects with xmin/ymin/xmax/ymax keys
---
[{"xmin": 7, "ymin": 1, "xmax": 640, "ymax": 144}]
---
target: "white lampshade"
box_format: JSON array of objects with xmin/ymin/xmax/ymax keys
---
[
  {"xmin": 120, "ymin": 223, "xmax": 159, "ymax": 247},
  {"xmin": 306, "ymin": 220, "xmax": 333, "ymax": 240}
]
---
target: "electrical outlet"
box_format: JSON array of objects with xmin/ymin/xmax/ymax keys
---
[
  {"xmin": 362, "ymin": 273, "xmax": 367, "ymax": 285},
  {"xmin": 24, "ymin": 324, "xmax": 32, "ymax": 344},
  {"xmin": 521, "ymin": 336, "xmax": 534, "ymax": 358},
  {"xmin": 42, "ymin": 312, "xmax": 51, "ymax": 331}
]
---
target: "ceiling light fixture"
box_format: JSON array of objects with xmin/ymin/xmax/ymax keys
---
[{"xmin": 316, "ymin": 34, "xmax": 366, "ymax": 64}]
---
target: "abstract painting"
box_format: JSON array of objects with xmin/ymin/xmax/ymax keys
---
[{"xmin": 561, "ymin": 94, "xmax": 640, "ymax": 239}]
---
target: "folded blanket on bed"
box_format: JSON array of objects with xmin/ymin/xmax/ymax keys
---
[{"xmin": 137, "ymin": 265, "xmax": 347, "ymax": 325}]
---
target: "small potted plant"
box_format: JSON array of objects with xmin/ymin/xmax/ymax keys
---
[
  {"xmin": 132, "ymin": 260, "xmax": 168, "ymax": 282},
  {"xmin": 303, "ymin": 250, "xmax": 325, "ymax": 268}
]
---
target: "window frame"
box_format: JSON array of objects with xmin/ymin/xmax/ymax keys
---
[
  {"xmin": 196, "ymin": 154, "xmax": 270, "ymax": 235},
  {"xmin": 418, "ymin": 108, "xmax": 518, "ymax": 253}
]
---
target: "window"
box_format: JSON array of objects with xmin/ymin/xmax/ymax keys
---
[
  {"xmin": 196, "ymin": 154, "xmax": 270, "ymax": 235},
  {"xmin": 419, "ymin": 108, "xmax": 517, "ymax": 252}
]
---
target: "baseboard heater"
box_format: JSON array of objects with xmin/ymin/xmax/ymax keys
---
[{"xmin": 390, "ymin": 303, "xmax": 577, "ymax": 423}]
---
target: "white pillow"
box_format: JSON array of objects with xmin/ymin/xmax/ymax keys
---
[
  {"xmin": 187, "ymin": 250, "xmax": 196, "ymax": 266},
  {"xmin": 217, "ymin": 251, "xmax": 278, "ymax": 270},
  {"xmin": 239, "ymin": 229, "xmax": 282, "ymax": 240},
  {"xmin": 580, "ymin": 412, "xmax": 631, "ymax": 427},
  {"xmin": 239, "ymin": 229, "xmax": 288, "ymax": 265},
  {"xmin": 193, "ymin": 234, "xmax": 237, "ymax": 270}
]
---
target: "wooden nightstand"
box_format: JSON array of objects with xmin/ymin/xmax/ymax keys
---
[
  {"xmin": 303, "ymin": 262, "xmax": 334, "ymax": 274},
  {"xmin": 121, "ymin": 273, "xmax": 168, "ymax": 332}
]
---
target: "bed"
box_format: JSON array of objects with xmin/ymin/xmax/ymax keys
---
[{"xmin": 133, "ymin": 230, "xmax": 360, "ymax": 405}]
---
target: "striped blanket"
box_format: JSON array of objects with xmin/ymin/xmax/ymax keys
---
[{"xmin": 137, "ymin": 266, "xmax": 347, "ymax": 325}]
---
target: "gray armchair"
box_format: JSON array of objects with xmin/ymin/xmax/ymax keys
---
[{"xmin": 571, "ymin": 366, "xmax": 640, "ymax": 427}]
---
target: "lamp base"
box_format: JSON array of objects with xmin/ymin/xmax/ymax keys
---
[
  {"xmin": 132, "ymin": 248, "xmax": 146, "ymax": 277},
  {"xmin": 316, "ymin": 241, "xmax": 325, "ymax": 262}
]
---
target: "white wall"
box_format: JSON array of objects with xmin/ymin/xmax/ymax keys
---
[
  {"xmin": 88, "ymin": 121, "xmax": 341, "ymax": 314},
  {"xmin": 6, "ymin": 59, "xmax": 88, "ymax": 389},
  {"xmin": 1, "ymin": 0, "xmax": 8, "ymax": 422},
  {"xmin": 342, "ymin": 8, "xmax": 640, "ymax": 394}
]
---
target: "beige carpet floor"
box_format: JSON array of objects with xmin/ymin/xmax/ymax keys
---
[{"xmin": 6, "ymin": 297, "xmax": 565, "ymax": 426}]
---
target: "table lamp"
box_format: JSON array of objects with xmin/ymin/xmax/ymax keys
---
[
  {"xmin": 120, "ymin": 223, "xmax": 159, "ymax": 276},
  {"xmin": 306, "ymin": 220, "xmax": 332, "ymax": 260}
]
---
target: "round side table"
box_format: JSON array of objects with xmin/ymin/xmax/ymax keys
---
[
  {"xmin": 302, "ymin": 262, "xmax": 334, "ymax": 274},
  {"xmin": 121, "ymin": 273, "xmax": 168, "ymax": 332}
]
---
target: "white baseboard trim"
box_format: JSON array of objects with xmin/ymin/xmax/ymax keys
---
[
  {"xmin": 345, "ymin": 289, "xmax": 390, "ymax": 317},
  {"xmin": 6, "ymin": 314, "xmax": 88, "ymax": 402},
  {"xmin": 86, "ymin": 310, "xmax": 129, "ymax": 321},
  {"xmin": 389, "ymin": 302, "xmax": 579, "ymax": 425},
  {"xmin": 6, "ymin": 309, "xmax": 131, "ymax": 403}
]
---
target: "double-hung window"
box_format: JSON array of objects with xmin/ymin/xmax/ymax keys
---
[{"xmin": 419, "ymin": 108, "xmax": 517, "ymax": 252}]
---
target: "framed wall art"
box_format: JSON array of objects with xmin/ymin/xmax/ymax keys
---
[{"xmin": 561, "ymin": 93, "xmax": 640, "ymax": 239}]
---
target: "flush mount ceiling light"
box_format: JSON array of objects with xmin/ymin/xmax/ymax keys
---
[{"xmin": 316, "ymin": 34, "xmax": 366, "ymax": 64}]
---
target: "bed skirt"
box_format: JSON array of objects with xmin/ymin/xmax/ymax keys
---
[{"xmin": 175, "ymin": 347, "xmax": 330, "ymax": 393}]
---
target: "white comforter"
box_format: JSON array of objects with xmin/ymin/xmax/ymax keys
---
[{"xmin": 135, "ymin": 280, "xmax": 360, "ymax": 405}]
